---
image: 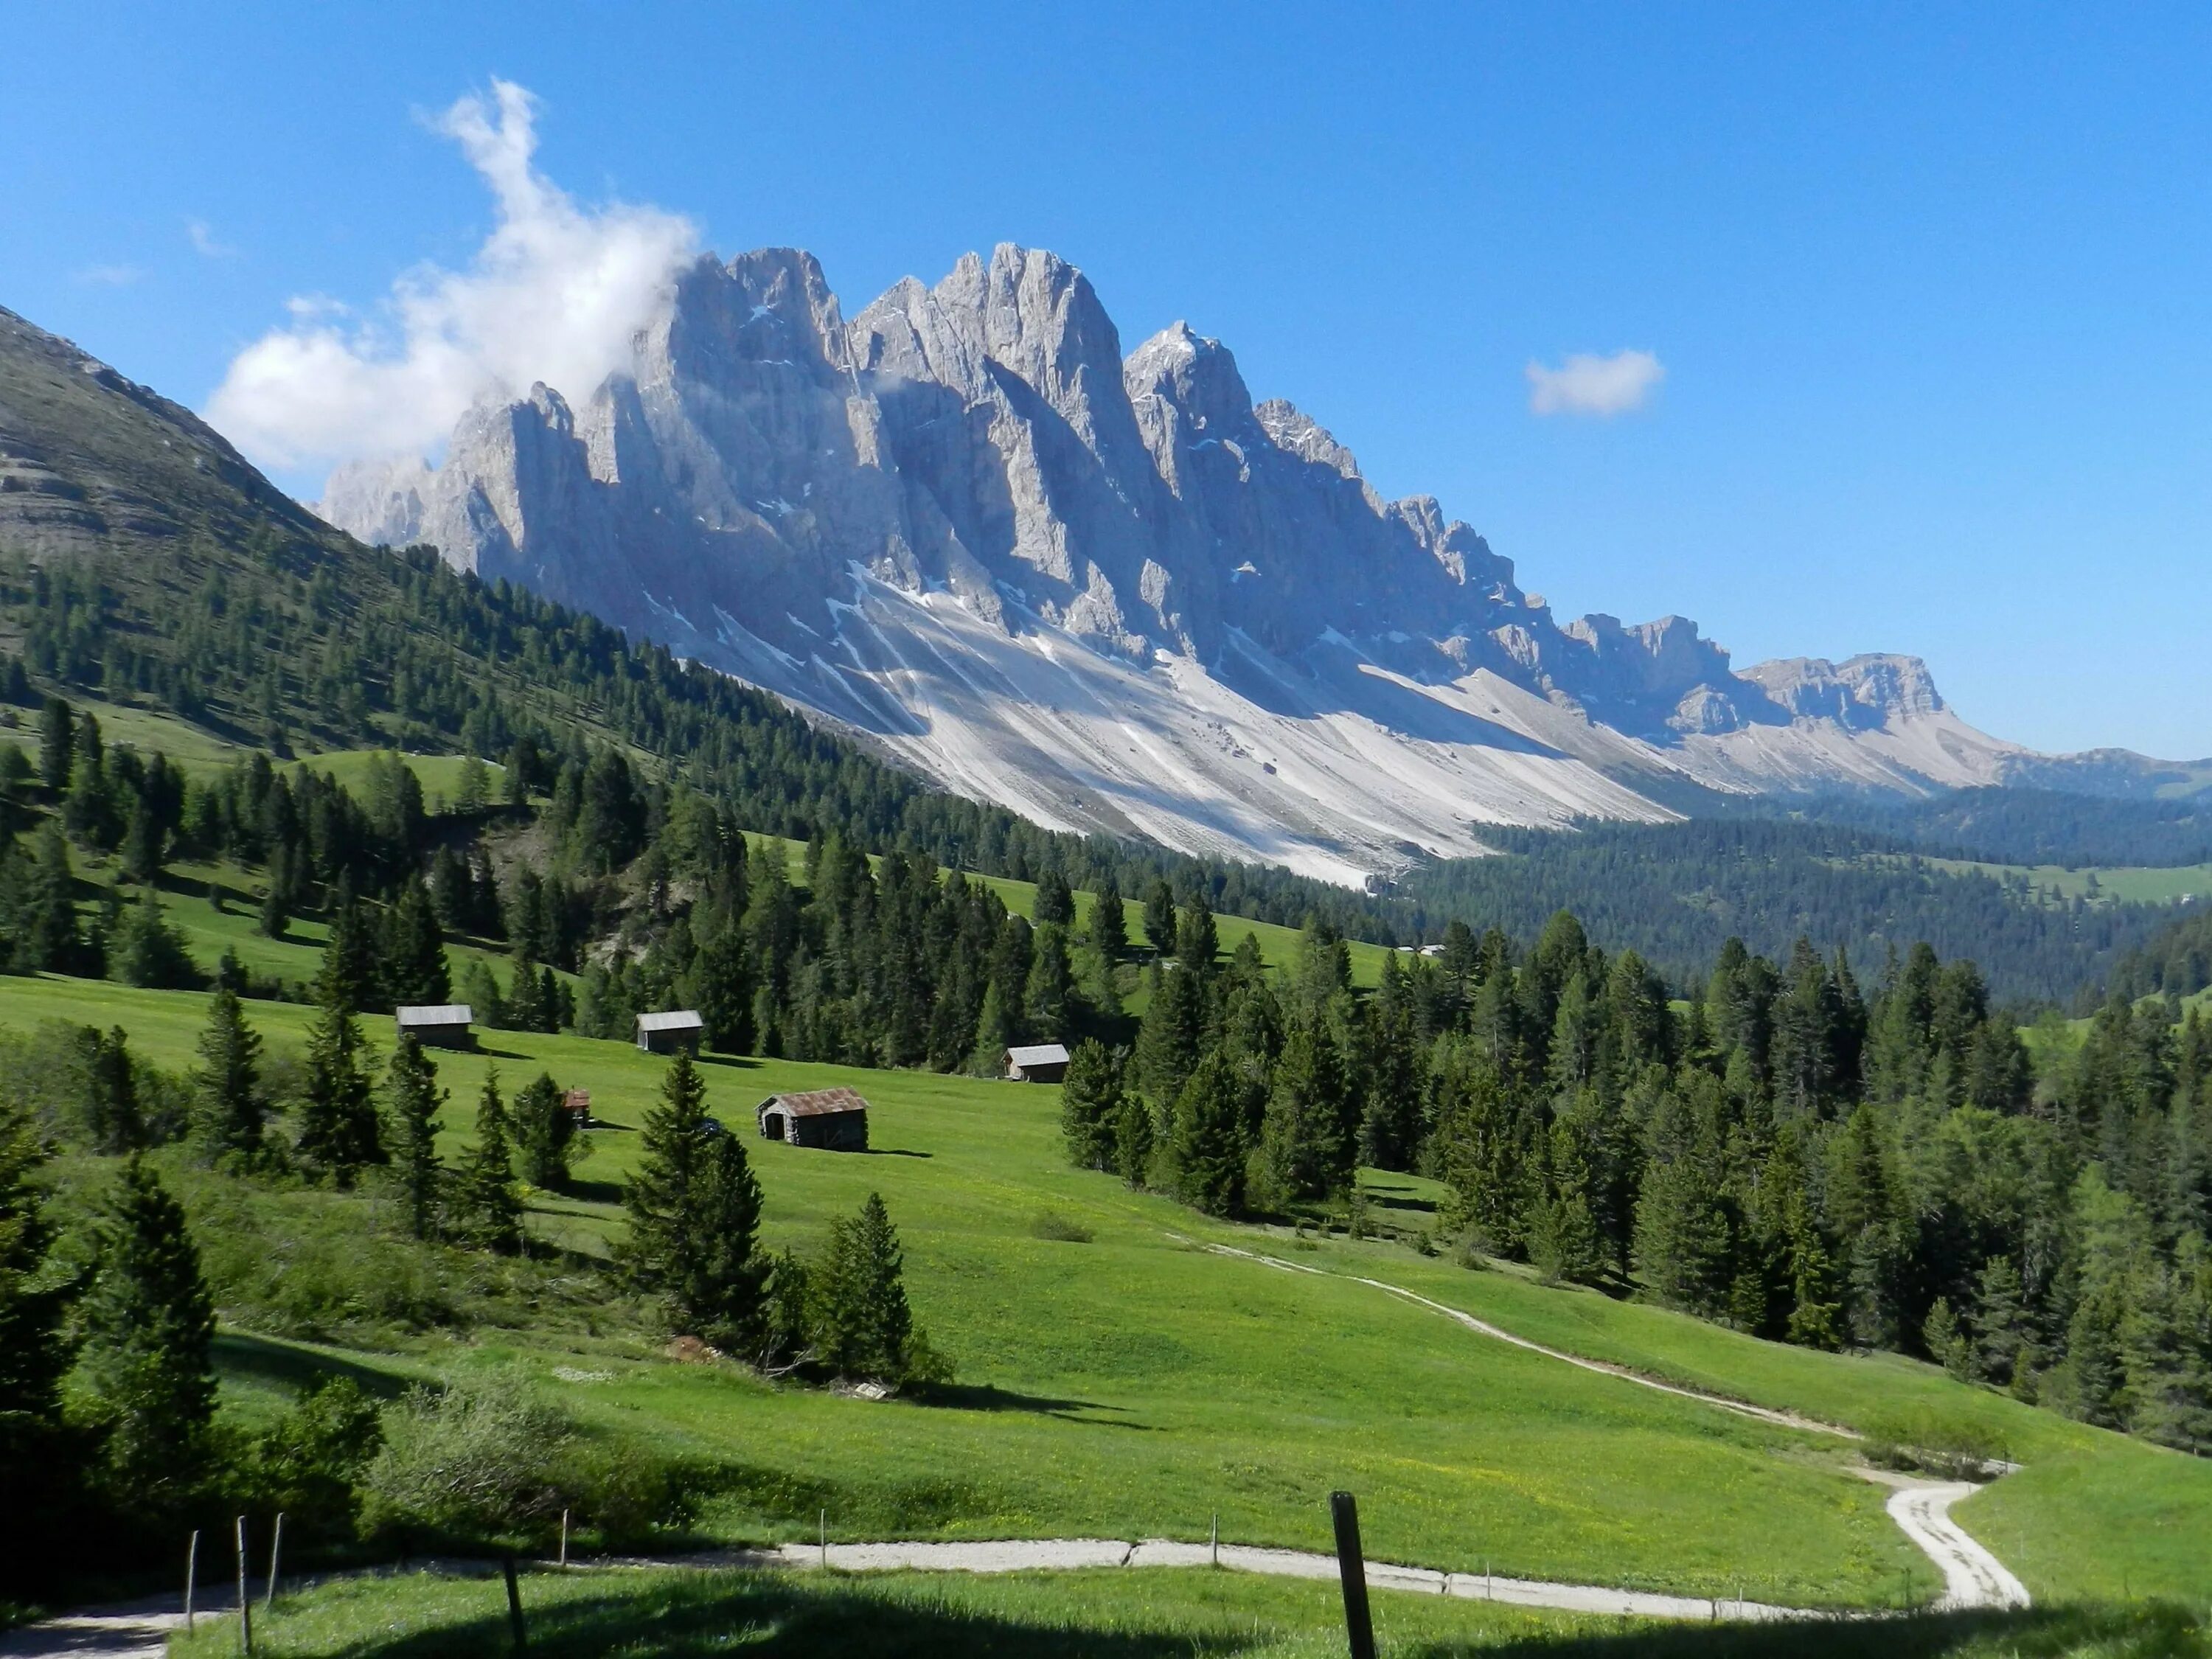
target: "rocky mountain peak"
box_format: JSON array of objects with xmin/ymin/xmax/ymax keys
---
[{"xmin": 313, "ymin": 244, "xmax": 2039, "ymax": 878}]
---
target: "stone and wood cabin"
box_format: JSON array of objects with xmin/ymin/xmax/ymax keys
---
[
  {"xmin": 1001, "ymin": 1043, "xmax": 1071, "ymax": 1082},
  {"xmin": 394, "ymin": 1004, "xmax": 475, "ymax": 1051},
  {"xmin": 756, "ymin": 1088, "xmax": 870, "ymax": 1151},
  {"xmin": 636, "ymin": 1009, "xmax": 706, "ymax": 1054}
]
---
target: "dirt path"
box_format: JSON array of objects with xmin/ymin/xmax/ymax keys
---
[
  {"xmin": 1874, "ymin": 1480, "xmax": 2031, "ymax": 1610},
  {"xmin": 1195, "ymin": 1238, "xmax": 2031, "ymax": 1611}
]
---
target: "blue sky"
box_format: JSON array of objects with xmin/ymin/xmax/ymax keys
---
[{"xmin": 4, "ymin": 3, "xmax": 2208, "ymax": 758}]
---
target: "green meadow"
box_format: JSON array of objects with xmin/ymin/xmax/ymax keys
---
[{"xmin": 12, "ymin": 974, "xmax": 2212, "ymax": 1615}]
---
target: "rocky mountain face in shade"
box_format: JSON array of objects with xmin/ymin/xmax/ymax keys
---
[{"xmin": 316, "ymin": 244, "xmax": 2135, "ymax": 883}]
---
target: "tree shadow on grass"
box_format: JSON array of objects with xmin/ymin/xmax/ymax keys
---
[
  {"xmin": 696, "ymin": 1052, "xmax": 763, "ymax": 1071},
  {"xmin": 1440, "ymin": 1604, "xmax": 2205, "ymax": 1659},
  {"xmin": 912, "ymin": 1382, "xmax": 1156, "ymax": 1430},
  {"xmin": 864, "ymin": 1147, "xmax": 933, "ymax": 1159},
  {"xmin": 213, "ymin": 1331, "xmax": 411, "ymax": 1399},
  {"xmin": 305, "ymin": 1573, "xmax": 1281, "ymax": 1659}
]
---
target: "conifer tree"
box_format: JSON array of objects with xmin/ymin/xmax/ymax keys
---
[
  {"xmin": 965, "ymin": 978, "xmax": 1015, "ymax": 1076},
  {"xmin": 319, "ymin": 879, "xmax": 384, "ymax": 1012},
  {"xmin": 382, "ymin": 877, "xmax": 451, "ymax": 1006},
  {"xmin": 20, "ymin": 818, "xmax": 80, "ymax": 973},
  {"xmin": 37, "ymin": 695, "xmax": 74, "ymax": 795},
  {"xmin": 455, "ymin": 1068, "xmax": 523, "ymax": 1253},
  {"xmin": 1088, "ymin": 872, "xmax": 1128, "ymax": 960},
  {"xmin": 112, "ymin": 890, "xmax": 197, "ymax": 990},
  {"xmin": 77, "ymin": 1156, "xmax": 216, "ymax": 1506},
  {"xmin": 1135, "ymin": 960, "xmax": 1206, "ymax": 1106},
  {"xmin": 76, "ymin": 1025, "xmax": 145, "ymax": 1153},
  {"xmin": 511, "ymin": 1071, "xmax": 579, "ymax": 1191},
  {"xmin": 0, "ymin": 1096, "xmax": 76, "ymax": 1506},
  {"xmin": 1142, "ymin": 878, "xmax": 1178, "ymax": 956},
  {"xmin": 1023, "ymin": 922, "xmax": 1075, "ymax": 1037},
  {"xmin": 295, "ymin": 978, "xmax": 383, "ymax": 1183},
  {"xmin": 813, "ymin": 1192, "xmax": 939, "ymax": 1383},
  {"xmin": 693, "ymin": 930, "xmax": 754, "ymax": 1053},
  {"xmin": 192, "ymin": 987, "xmax": 265, "ymax": 1162},
  {"xmin": 1112, "ymin": 1089, "xmax": 1155, "ymax": 1189},
  {"xmin": 1167, "ymin": 1050, "xmax": 1248, "ymax": 1217},
  {"xmin": 619, "ymin": 1054, "xmax": 765, "ymax": 1346},
  {"xmin": 1059, "ymin": 1040, "xmax": 1124, "ymax": 1170},
  {"xmin": 1032, "ymin": 867, "xmax": 1074, "ymax": 927},
  {"xmin": 383, "ymin": 1034, "xmax": 445, "ymax": 1239},
  {"xmin": 1254, "ymin": 1016, "xmax": 1351, "ymax": 1205}
]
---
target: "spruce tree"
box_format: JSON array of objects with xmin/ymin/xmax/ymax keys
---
[
  {"xmin": 1167, "ymin": 1051, "xmax": 1248, "ymax": 1217},
  {"xmin": 511, "ymin": 1071, "xmax": 578, "ymax": 1191},
  {"xmin": 383, "ymin": 1034, "xmax": 445, "ymax": 1239},
  {"xmin": 693, "ymin": 929, "xmax": 754, "ymax": 1053},
  {"xmin": 1032, "ymin": 867, "xmax": 1074, "ymax": 927},
  {"xmin": 319, "ymin": 880, "xmax": 384, "ymax": 1012},
  {"xmin": 1142, "ymin": 877, "xmax": 1178, "ymax": 956},
  {"xmin": 1088, "ymin": 872, "xmax": 1128, "ymax": 960},
  {"xmin": 965, "ymin": 978, "xmax": 1015, "ymax": 1076},
  {"xmin": 20, "ymin": 819, "xmax": 80, "ymax": 973},
  {"xmin": 77, "ymin": 1156, "xmax": 216, "ymax": 1507},
  {"xmin": 1135, "ymin": 960, "xmax": 1206, "ymax": 1107},
  {"xmin": 1059, "ymin": 1040, "xmax": 1124, "ymax": 1170},
  {"xmin": 620, "ymin": 1054, "xmax": 765, "ymax": 1346},
  {"xmin": 813, "ymin": 1192, "xmax": 936, "ymax": 1382},
  {"xmin": 1023, "ymin": 922, "xmax": 1075, "ymax": 1037},
  {"xmin": 1255, "ymin": 1016, "xmax": 1352, "ymax": 1206},
  {"xmin": 193, "ymin": 987, "xmax": 265, "ymax": 1163},
  {"xmin": 295, "ymin": 978, "xmax": 383, "ymax": 1183},
  {"xmin": 1112, "ymin": 1090, "xmax": 1155, "ymax": 1189},
  {"xmin": 37, "ymin": 695, "xmax": 73, "ymax": 795},
  {"xmin": 112, "ymin": 890, "xmax": 197, "ymax": 990},
  {"xmin": 455, "ymin": 1068, "xmax": 523, "ymax": 1253},
  {"xmin": 0, "ymin": 1096, "xmax": 76, "ymax": 1508},
  {"xmin": 382, "ymin": 877, "xmax": 451, "ymax": 1006},
  {"xmin": 77, "ymin": 1025, "xmax": 145, "ymax": 1153}
]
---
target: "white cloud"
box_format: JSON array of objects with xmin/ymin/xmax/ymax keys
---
[
  {"xmin": 186, "ymin": 218, "xmax": 239, "ymax": 260},
  {"xmin": 76, "ymin": 263, "xmax": 143, "ymax": 287},
  {"xmin": 206, "ymin": 79, "xmax": 698, "ymax": 473},
  {"xmin": 1526, "ymin": 348, "xmax": 1665, "ymax": 418}
]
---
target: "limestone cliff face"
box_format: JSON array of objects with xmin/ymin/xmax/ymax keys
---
[{"xmin": 318, "ymin": 244, "xmax": 2024, "ymax": 878}]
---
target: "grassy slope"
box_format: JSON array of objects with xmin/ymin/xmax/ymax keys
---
[
  {"xmin": 1921, "ymin": 857, "xmax": 2212, "ymax": 908},
  {"xmin": 161, "ymin": 1566, "xmax": 2210, "ymax": 1659},
  {"xmin": 14, "ymin": 980, "xmax": 2212, "ymax": 1610}
]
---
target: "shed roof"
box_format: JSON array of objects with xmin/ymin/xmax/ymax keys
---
[
  {"xmin": 636, "ymin": 1009, "xmax": 706, "ymax": 1032},
  {"xmin": 1004, "ymin": 1043, "xmax": 1071, "ymax": 1068},
  {"xmin": 396, "ymin": 1004, "xmax": 474, "ymax": 1026},
  {"xmin": 758, "ymin": 1088, "xmax": 871, "ymax": 1119}
]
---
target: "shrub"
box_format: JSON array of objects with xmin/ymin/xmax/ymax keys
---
[
  {"xmin": 1029, "ymin": 1211, "xmax": 1093, "ymax": 1244},
  {"xmin": 358, "ymin": 1375, "xmax": 573, "ymax": 1549}
]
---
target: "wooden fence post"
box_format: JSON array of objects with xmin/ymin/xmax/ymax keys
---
[
  {"xmin": 234, "ymin": 1516, "xmax": 253, "ymax": 1658},
  {"xmin": 265, "ymin": 1514, "xmax": 285, "ymax": 1613},
  {"xmin": 503, "ymin": 1555, "xmax": 526, "ymax": 1653},
  {"xmin": 184, "ymin": 1531, "xmax": 198, "ymax": 1635},
  {"xmin": 559, "ymin": 1509, "xmax": 570, "ymax": 1569},
  {"xmin": 1327, "ymin": 1492, "xmax": 1377, "ymax": 1659}
]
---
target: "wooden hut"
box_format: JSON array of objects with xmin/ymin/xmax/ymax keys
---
[
  {"xmin": 394, "ymin": 1004, "xmax": 475, "ymax": 1051},
  {"xmin": 756, "ymin": 1088, "xmax": 870, "ymax": 1151},
  {"xmin": 635, "ymin": 1009, "xmax": 705, "ymax": 1054},
  {"xmin": 1001, "ymin": 1043, "xmax": 1071, "ymax": 1083}
]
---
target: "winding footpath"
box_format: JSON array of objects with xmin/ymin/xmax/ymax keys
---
[
  {"xmin": 0, "ymin": 1247, "xmax": 2033, "ymax": 1657},
  {"xmin": 1195, "ymin": 1239, "xmax": 2031, "ymax": 1615}
]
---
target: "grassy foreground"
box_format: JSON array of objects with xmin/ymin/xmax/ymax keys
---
[
  {"xmin": 11, "ymin": 973, "xmax": 2212, "ymax": 1614},
  {"xmin": 167, "ymin": 1566, "xmax": 2211, "ymax": 1659}
]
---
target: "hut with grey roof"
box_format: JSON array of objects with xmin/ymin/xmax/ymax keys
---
[
  {"xmin": 1001, "ymin": 1043, "xmax": 1071, "ymax": 1082},
  {"xmin": 394, "ymin": 1004, "xmax": 476, "ymax": 1051},
  {"xmin": 756, "ymin": 1088, "xmax": 870, "ymax": 1152},
  {"xmin": 635, "ymin": 1009, "xmax": 706, "ymax": 1055}
]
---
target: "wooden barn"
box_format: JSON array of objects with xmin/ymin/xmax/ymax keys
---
[
  {"xmin": 1002, "ymin": 1043, "xmax": 1071, "ymax": 1082},
  {"xmin": 635, "ymin": 1009, "xmax": 705, "ymax": 1054},
  {"xmin": 394, "ymin": 1004, "xmax": 475, "ymax": 1051},
  {"xmin": 756, "ymin": 1088, "xmax": 870, "ymax": 1151}
]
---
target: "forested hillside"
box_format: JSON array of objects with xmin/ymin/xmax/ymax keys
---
[
  {"xmin": 1394, "ymin": 820, "xmax": 2173, "ymax": 1005},
  {"xmin": 1077, "ymin": 905, "xmax": 2212, "ymax": 1455}
]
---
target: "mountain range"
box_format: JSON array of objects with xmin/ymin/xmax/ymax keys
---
[{"xmin": 15, "ymin": 246, "xmax": 2199, "ymax": 887}]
